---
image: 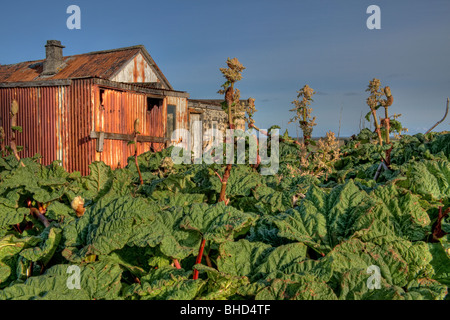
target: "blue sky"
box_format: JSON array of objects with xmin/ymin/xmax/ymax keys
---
[{"xmin": 1, "ymin": 0, "xmax": 449, "ymax": 137}]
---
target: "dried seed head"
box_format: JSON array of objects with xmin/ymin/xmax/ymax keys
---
[
  {"xmin": 134, "ymin": 118, "xmax": 140, "ymax": 133},
  {"xmin": 383, "ymin": 86, "xmax": 394, "ymax": 107},
  {"xmin": 227, "ymin": 57, "xmax": 244, "ymax": 71},
  {"xmin": 367, "ymin": 96, "xmax": 378, "ymax": 109},
  {"xmin": 299, "ymin": 84, "xmax": 315, "ymax": 101},
  {"xmin": 220, "ymin": 57, "xmax": 246, "ymax": 83},
  {"xmin": 366, "ymin": 78, "xmax": 381, "ymax": 95},
  {"xmin": 11, "ymin": 100, "xmax": 19, "ymax": 116},
  {"xmin": 161, "ymin": 156, "xmax": 174, "ymax": 168},
  {"xmin": 245, "ymin": 98, "xmax": 257, "ymax": 126},
  {"xmin": 71, "ymin": 196, "xmax": 86, "ymax": 217}
]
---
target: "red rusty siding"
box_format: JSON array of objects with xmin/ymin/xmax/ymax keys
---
[
  {"xmin": 93, "ymin": 85, "xmax": 166, "ymax": 170},
  {"xmin": 66, "ymin": 79, "xmax": 95, "ymax": 175},
  {"xmin": 55, "ymin": 86, "xmax": 69, "ymax": 170},
  {"xmin": 0, "ymin": 79, "xmax": 188, "ymax": 175},
  {"xmin": 0, "ymin": 86, "xmax": 61, "ymax": 166},
  {"xmin": 0, "ymin": 79, "xmax": 95, "ymax": 175},
  {"xmin": 149, "ymin": 97, "xmax": 165, "ymax": 152}
]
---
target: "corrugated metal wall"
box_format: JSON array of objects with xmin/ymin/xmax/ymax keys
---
[
  {"xmin": 166, "ymin": 96, "xmax": 188, "ymax": 143},
  {"xmin": 0, "ymin": 86, "xmax": 61, "ymax": 166},
  {"xmin": 0, "ymin": 80, "xmax": 188, "ymax": 175},
  {"xmin": 66, "ymin": 79, "xmax": 95, "ymax": 175},
  {"xmin": 0, "ymin": 80, "xmax": 95, "ymax": 175},
  {"xmin": 93, "ymin": 86, "xmax": 168, "ymax": 169}
]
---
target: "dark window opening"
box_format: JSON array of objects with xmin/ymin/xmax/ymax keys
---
[
  {"xmin": 147, "ymin": 97, "xmax": 163, "ymax": 113},
  {"xmin": 166, "ymin": 104, "xmax": 176, "ymax": 139},
  {"xmin": 99, "ymin": 89, "xmax": 105, "ymax": 107}
]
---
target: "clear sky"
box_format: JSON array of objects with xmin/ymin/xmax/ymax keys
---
[{"xmin": 1, "ymin": 0, "xmax": 449, "ymax": 137}]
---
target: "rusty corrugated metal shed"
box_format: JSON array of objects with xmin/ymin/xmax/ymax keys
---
[
  {"xmin": 0, "ymin": 42, "xmax": 191, "ymax": 175},
  {"xmin": 0, "ymin": 45, "xmax": 173, "ymax": 89}
]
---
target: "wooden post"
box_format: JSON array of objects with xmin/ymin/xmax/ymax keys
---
[{"xmin": 97, "ymin": 132, "xmax": 105, "ymax": 152}]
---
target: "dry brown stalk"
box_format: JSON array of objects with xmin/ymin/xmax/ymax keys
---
[{"xmin": 425, "ymin": 98, "xmax": 449, "ymax": 135}]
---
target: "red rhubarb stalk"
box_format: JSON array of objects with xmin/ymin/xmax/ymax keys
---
[
  {"xmin": 192, "ymin": 238, "xmax": 206, "ymax": 280},
  {"xmin": 173, "ymin": 259, "xmax": 181, "ymax": 270}
]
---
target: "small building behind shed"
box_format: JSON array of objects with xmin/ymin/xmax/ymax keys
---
[{"xmin": 187, "ymin": 99, "xmax": 246, "ymax": 156}]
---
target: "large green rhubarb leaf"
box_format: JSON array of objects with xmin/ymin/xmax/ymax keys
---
[
  {"xmin": 63, "ymin": 196, "xmax": 203, "ymax": 262},
  {"xmin": 428, "ymin": 243, "xmax": 450, "ymax": 287},
  {"xmin": 217, "ymin": 239, "xmax": 272, "ymax": 278},
  {"xmin": 81, "ymin": 161, "xmax": 114, "ymax": 200},
  {"xmin": 428, "ymin": 133, "xmax": 450, "ymax": 159},
  {"xmin": 273, "ymin": 180, "xmax": 434, "ymax": 254},
  {"xmin": 0, "ymin": 234, "xmax": 40, "ymax": 285},
  {"xmin": 328, "ymin": 238, "xmax": 433, "ymax": 288},
  {"xmin": 338, "ymin": 268, "xmax": 447, "ymax": 300},
  {"xmin": 123, "ymin": 266, "xmax": 205, "ymax": 300},
  {"xmin": 354, "ymin": 185, "xmax": 432, "ymax": 243},
  {"xmin": 20, "ymin": 226, "xmax": 62, "ymax": 265},
  {"xmin": 0, "ymin": 160, "xmax": 69, "ymax": 203},
  {"xmin": 396, "ymin": 159, "xmax": 450, "ymax": 201},
  {"xmin": 194, "ymin": 264, "xmax": 250, "ymax": 300},
  {"xmin": 210, "ymin": 165, "xmax": 263, "ymax": 197},
  {"xmin": 0, "ymin": 261, "xmax": 123, "ymax": 300},
  {"xmin": 62, "ymin": 196, "xmax": 157, "ymax": 260},
  {"xmin": 255, "ymin": 275, "xmax": 338, "ymax": 300},
  {"xmin": 179, "ymin": 202, "xmax": 258, "ymax": 243},
  {"xmin": 217, "ymin": 240, "xmax": 329, "ymax": 284},
  {"xmin": 273, "ymin": 180, "xmax": 377, "ymax": 253},
  {"xmin": 128, "ymin": 206, "xmax": 202, "ymax": 260}
]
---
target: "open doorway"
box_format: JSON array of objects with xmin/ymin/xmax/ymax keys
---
[{"xmin": 190, "ymin": 113, "xmax": 202, "ymax": 161}]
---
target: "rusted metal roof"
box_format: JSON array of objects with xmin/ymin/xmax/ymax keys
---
[{"xmin": 0, "ymin": 45, "xmax": 173, "ymax": 89}]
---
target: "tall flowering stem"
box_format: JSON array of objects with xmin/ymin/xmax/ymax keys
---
[
  {"xmin": 245, "ymin": 98, "xmax": 262, "ymax": 167},
  {"xmin": 131, "ymin": 119, "xmax": 143, "ymax": 185},
  {"xmin": 193, "ymin": 58, "xmax": 246, "ymax": 280},
  {"xmin": 366, "ymin": 79, "xmax": 396, "ymax": 166},
  {"xmin": 217, "ymin": 58, "xmax": 245, "ymax": 203},
  {"xmin": 381, "ymin": 86, "xmax": 394, "ymax": 144},
  {"xmin": 289, "ymin": 85, "xmax": 317, "ymax": 146},
  {"xmin": 366, "ymin": 79, "xmax": 395, "ymax": 145},
  {"xmin": 10, "ymin": 100, "xmax": 25, "ymax": 167},
  {"xmin": 366, "ymin": 79, "xmax": 384, "ymax": 146}
]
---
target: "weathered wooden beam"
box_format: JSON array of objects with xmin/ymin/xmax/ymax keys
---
[
  {"xmin": 0, "ymin": 79, "xmax": 71, "ymax": 88},
  {"xmin": 92, "ymin": 78, "xmax": 190, "ymax": 98},
  {"xmin": 90, "ymin": 131, "xmax": 168, "ymax": 151}
]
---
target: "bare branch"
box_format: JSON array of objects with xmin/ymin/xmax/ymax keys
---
[
  {"xmin": 374, "ymin": 160, "xmax": 389, "ymax": 181},
  {"xmin": 214, "ymin": 171, "xmax": 223, "ymax": 182},
  {"xmin": 425, "ymin": 98, "xmax": 449, "ymax": 134},
  {"xmin": 30, "ymin": 208, "xmax": 50, "ymax": 228}
]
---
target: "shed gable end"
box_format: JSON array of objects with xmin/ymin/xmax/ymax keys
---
[{"xmin": 111, "ymin": 52, "xmax": 158, "ymax": 84}]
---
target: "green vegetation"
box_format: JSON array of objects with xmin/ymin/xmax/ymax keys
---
[
  {"xmin": 0, "ymin": 60, "xmax": 448, "ymax": 300},
  {"xmin": 0, "ymin": 128, "xmax": 448, "ymax": 300}
]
